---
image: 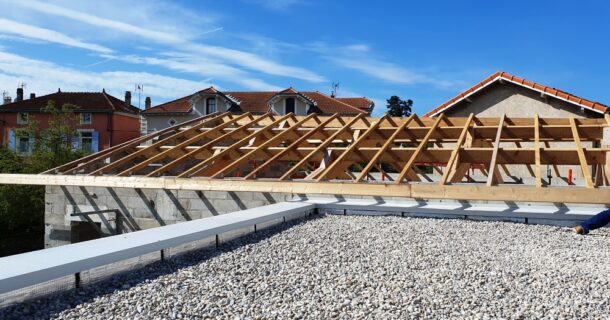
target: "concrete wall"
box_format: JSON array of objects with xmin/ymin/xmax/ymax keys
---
[{"xmin": 44, "ymin": 185, "xmax": 291, "ymax": 248}]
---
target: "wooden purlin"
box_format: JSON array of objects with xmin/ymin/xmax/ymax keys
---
[
  {"xmin": 118, "ymin": 112, "xmax": 252, "ymax": 176},
  {"xmin": 395, "ymin": 114, "xmax": 444, "ymax": 184},
  {"xmin": 243, "ymin": 114, "xmax": 340, "ymax": 179},
  {"xmin": 147, "ymin": 113, "xmax": 268, "ymax": 177},
  {"xmin": 179, "ymin": 113, "xmax": 293, "ymax": 178},
  {"xmin": 278, "ymin": 114, "xmax": 366, "ymax": 180},
  {"xmin": 90, "ymin": 112, "xmax": 232, "ymax": 176},
  {"xmin": 40, "ymin": 114, "xmax": 610, "ymax": 191},
  {"xmin": 49, "ymin": 112, "xmax": 223, "ymax": 175},
  {"xmin": 355, "ymin": 115, "xmax": 414, "ymax": 182}
]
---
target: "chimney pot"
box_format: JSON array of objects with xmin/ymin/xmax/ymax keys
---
[
  {"xmin": 145, "ymin": 96, "xmax": 151, "ymax": 110},
  {"xmin": 3, "ymin": 97, "xmax": 11, "ymax": 105},
  {"xmin": 125, "ymin": 91, "xmax": 132, "ymax": 106},
  {"xmin": 30, "ymin": 93, "xmax": 35, "ymax": 99},
  {"xmin": 16, "ymin": 88, "xmax": 23, "ymax": 102}
]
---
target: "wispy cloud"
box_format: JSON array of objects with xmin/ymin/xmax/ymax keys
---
[
  {"xmin": 313, "ymin": 43, "xmax": 463, "ymax": 89},
  {"xmin": 5, "ymin": 0, "xmax": 325, "ymax": 83},
  {"xmin": 0, "ymin": 50, "xmax": 209, "ymax": 101},
  {"xmin": 0, "ymin": 18, "xmax": 112, "ymax": 54}
]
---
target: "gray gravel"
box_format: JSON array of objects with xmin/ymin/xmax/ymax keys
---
[{"xmin": 2, "ymin": 214, "xmax": 610, "ymax": 319}]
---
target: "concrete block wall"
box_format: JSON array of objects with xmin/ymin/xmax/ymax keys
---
[{"xmin": 45, "ymin": 185, "xmax": 291, "ymax": 248}]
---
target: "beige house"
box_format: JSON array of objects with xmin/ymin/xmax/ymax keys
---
[
  {"xmin": 424, "ymin": 71, "xmax": 609, "ymax": 185},
  {"xmin": 141, "ymin": 87, "xmax": 373, "ymax": 134},
  {"xmin": 425, "ymin": 71, "xmax": 608, "ymax": 118}
]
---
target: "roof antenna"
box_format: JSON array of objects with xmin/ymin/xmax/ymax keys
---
[{"xmin": 331, "ymin": 82, "xmax": 339, "ymax": 98}]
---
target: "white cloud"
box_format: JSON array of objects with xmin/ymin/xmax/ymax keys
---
[
  {"xmin": 0, "ymin": 51, "xmax": 209, "ymax": 103},
  {"xmin": 0, "ymin": 18, "xmax": 112, "ymax": 54},
  {"xmin": 5, "ymin": 0, "xmax": 325, "ymax": 83}
]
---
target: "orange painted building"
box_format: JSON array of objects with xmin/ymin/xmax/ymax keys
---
[{"xmin": 0, "ymin": 88, "xmax": 140, "ymax": 153}]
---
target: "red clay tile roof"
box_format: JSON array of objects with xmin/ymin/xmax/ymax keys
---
[
  {"xmin": 424, "ymin": 71, "xmax": 609, "ymax": 117},
  {"xmin": 0, "ymin": 91, "xmax": 139, "ymax": 114},
  {"xmin": 336, "ymin": 97, "xmax": 374, "ymax": 111},
  {"xmin": 143, "ymin": 89, "xmax": 369, "ymax": 115}
]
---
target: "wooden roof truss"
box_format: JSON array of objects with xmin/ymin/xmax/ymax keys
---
[{"xmin": 47, "ymin": 112, "xmax": 610, "ymax": 189}]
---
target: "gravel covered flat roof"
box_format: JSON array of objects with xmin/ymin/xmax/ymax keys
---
[{"xmin": 3, "ymin": 215, "xmax": 610, "ymax": 319}]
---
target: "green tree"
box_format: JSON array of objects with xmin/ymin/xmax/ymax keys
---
[
  {"xmin": 1, "ymin": 100, "xmax": 85, "ymax": 256},
  {"xmin": 386, "ymin": 96, "xmax": 413, "ymax": 117}
]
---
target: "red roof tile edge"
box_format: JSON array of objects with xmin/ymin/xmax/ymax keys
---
[{"xmin": 424, "ymin": 71, "xmax": 609, "ymax": 117}]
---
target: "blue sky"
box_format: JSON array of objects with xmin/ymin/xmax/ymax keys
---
[{"xmin": 0, "ymin": 0, "xmax": 609, "ymax": 116}]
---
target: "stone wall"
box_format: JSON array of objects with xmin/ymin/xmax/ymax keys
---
[{"xmin": 45, "ymin": 185, "xmax": 291, "ymax": 248}]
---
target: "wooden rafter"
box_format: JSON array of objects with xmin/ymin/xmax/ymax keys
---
[
  {"xmin": 486, "ymin": 114, "xmax": 505, "ymax": 186},
  {"xmin": 37, "ymin": 113, "xmax": 610, "ymax": 191},
  {"xmin": 569, "ymin": 116, "xmax": 593, "ymax": 188},
  {"xmin": 395, "ymin": 114, "xmax": 444, "ymax": 184}
]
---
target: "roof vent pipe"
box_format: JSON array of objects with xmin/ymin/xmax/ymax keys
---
[{"xmin": 30, "ymin": 93, "xmax": 35, "ymax": 99}]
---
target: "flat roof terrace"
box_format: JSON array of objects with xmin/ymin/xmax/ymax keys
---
[{"xmin": 2, "ymin": 214, "xmax": 609, "ymax": 319}]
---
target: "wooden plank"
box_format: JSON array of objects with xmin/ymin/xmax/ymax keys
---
[
  {"xmin": 118, "ymin": 112, "xmax": 252, "ymax": 176},
  {"xmin": 569, "ymin": 116, "xmax": 594, "ymax": 188},
  {"xmin": 3, "ymin": 173, "xmax": 610, "ymax": 204},
  {"xmin": 147, "ymin": 113, "xmax": 271, "ymax": 177},
  {"xmin": 316, "ymin": 115, "xmax": 388, "ymax": 181},
  {"xmin": 210, "ymin": 113, "xmax": 317, "ymax": 178},
  {"xmin": 279, "ymin": 114, "xmax": 365, "ymax": 180},
  {"xmin": 534, "ymin": 114, "xmax": 542, "ymax": 188},
  {"xmin": 90, "ymin": 112, "xmax": 232, "ymax": 175},
  {"xmin": 486, "ymin": 114, "xmax": 505, "ymax": 186},
  {"xmin": 439, "ymin": 113, "xmax": 474, "ymax": 185},
  {"xmin": 244, "ymin": 114, "xmax": 340, "ymax": 179},
  {"xmin": 52, "ymin": 112, "xmax": 225, "ymax": 175},
  {"xmin": 395, "ymin": 115, "xmax": 443, "ymax": 184},
  {"xmin": 179, "ymin": 113, "xmax": 293, "ymax": 178}
]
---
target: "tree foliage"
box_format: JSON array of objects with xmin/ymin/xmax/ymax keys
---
[
  {"xmin": 1, "ymin": 100, "xmax": 86, "ymax": 256},
  {"xmin": 386, "ymin": 96, "xmax": 413, "ymax": 117}
]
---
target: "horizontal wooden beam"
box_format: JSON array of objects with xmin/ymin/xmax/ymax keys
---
[{"xmin": 1, "ymin": 174, "xmax": 609, "ymax": 204}]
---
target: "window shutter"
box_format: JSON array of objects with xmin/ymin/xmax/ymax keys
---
[
  {"xmin": 92, "ymin": 131, "xmax": 99, "ymax": 153},
  {"xmin": 71, "ymin": 134, "xmax": 79, "ymax": 151},
  {"xmin": 7, "ymin": 129, "xmax": 15, "ymax": 151}
]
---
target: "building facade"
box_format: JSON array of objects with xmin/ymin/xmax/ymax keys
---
[
  {"xmin": 141, "ymin": 87, "xmax": 373, "ymax": 134},
  {"xmin": 0, "ymin": 88, "xmax": 141, "ymax": 154}
]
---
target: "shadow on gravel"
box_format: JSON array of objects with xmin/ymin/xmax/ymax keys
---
[{"xmin": 0, "ymin": 214, "xmax": 321, "ymax": 319}]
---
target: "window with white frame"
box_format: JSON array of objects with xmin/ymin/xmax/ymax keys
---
[
  {"xmin": 206, "ymin": 98, "xmax": 216, "ymax": 114},
  {"xmin": 17, "ymin": 112, "xmax": 28, "ymax": 124},
  {"xmin": 79, "ymin": 131, "xmax": 93, "ymax": 153},
  {"xmin": 80, "ymin": 112, "xmax": 92, "ymax": 124}
]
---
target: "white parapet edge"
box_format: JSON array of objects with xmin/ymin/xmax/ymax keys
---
[{"xmin": 0, "ymin": 201, "xmax": 315, "ymax": 294}]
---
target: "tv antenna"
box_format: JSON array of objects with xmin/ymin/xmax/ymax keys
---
[
  {"xmin": 135, "ymin": 84, "xmax": 144, "ymax": 109},
  {"xmin": 331, "ymin": 82, "xmax": 339, "ymax": 97},
  {"xmin": 18, "ymin": 82, "xmax": 26, "ymax": 90}
]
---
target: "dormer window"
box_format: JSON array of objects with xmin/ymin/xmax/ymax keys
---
[
  {"xmin": 285, "ymin": 98, "xmax": 295, "ymax": 114},
  {"xmin": 206, "ymin": 98, "xmax": 216, "ymax": 114}
]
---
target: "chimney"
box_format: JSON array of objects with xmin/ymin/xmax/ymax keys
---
[
  {"xmin": 30, "ymin": 93, "xmax": 35, "ymax": 99},
  {"xmin": 16, "ymin": 87, "xmax": 23, "ymax": 102},
  {"xmin": 145, "ymin": 96, "xmax": 151, "ymax": 110},
  {"xmin": 3, "ymin": 96, "xmax": 11, "ymax": 105},
  {"xmin": 125, "ymin": 91, "xmax": 132, "ymax": 106}
]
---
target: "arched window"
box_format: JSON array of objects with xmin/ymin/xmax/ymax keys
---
[
  {"xmin": 206, "ymin": 98, "xmax": 217, "ymax": 114},
  {"xmin": 285, "ymin": 98, "xmax": 295, "ymax": 114}
]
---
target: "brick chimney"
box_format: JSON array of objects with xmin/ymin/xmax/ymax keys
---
[
  {"xmin": 125, "ymin": 91, "xmax": 132, "ymax": 107},
  {"xmin": 145, "ymin": 96, "xmax": 151, "ymax": 110},
  {"xmin": 30, "ymin": 93, "xmax": 35, "ymax": 99},
  {"xmin": 15, "ymin": 87, "xmax": 23, "ymax": 102}
]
